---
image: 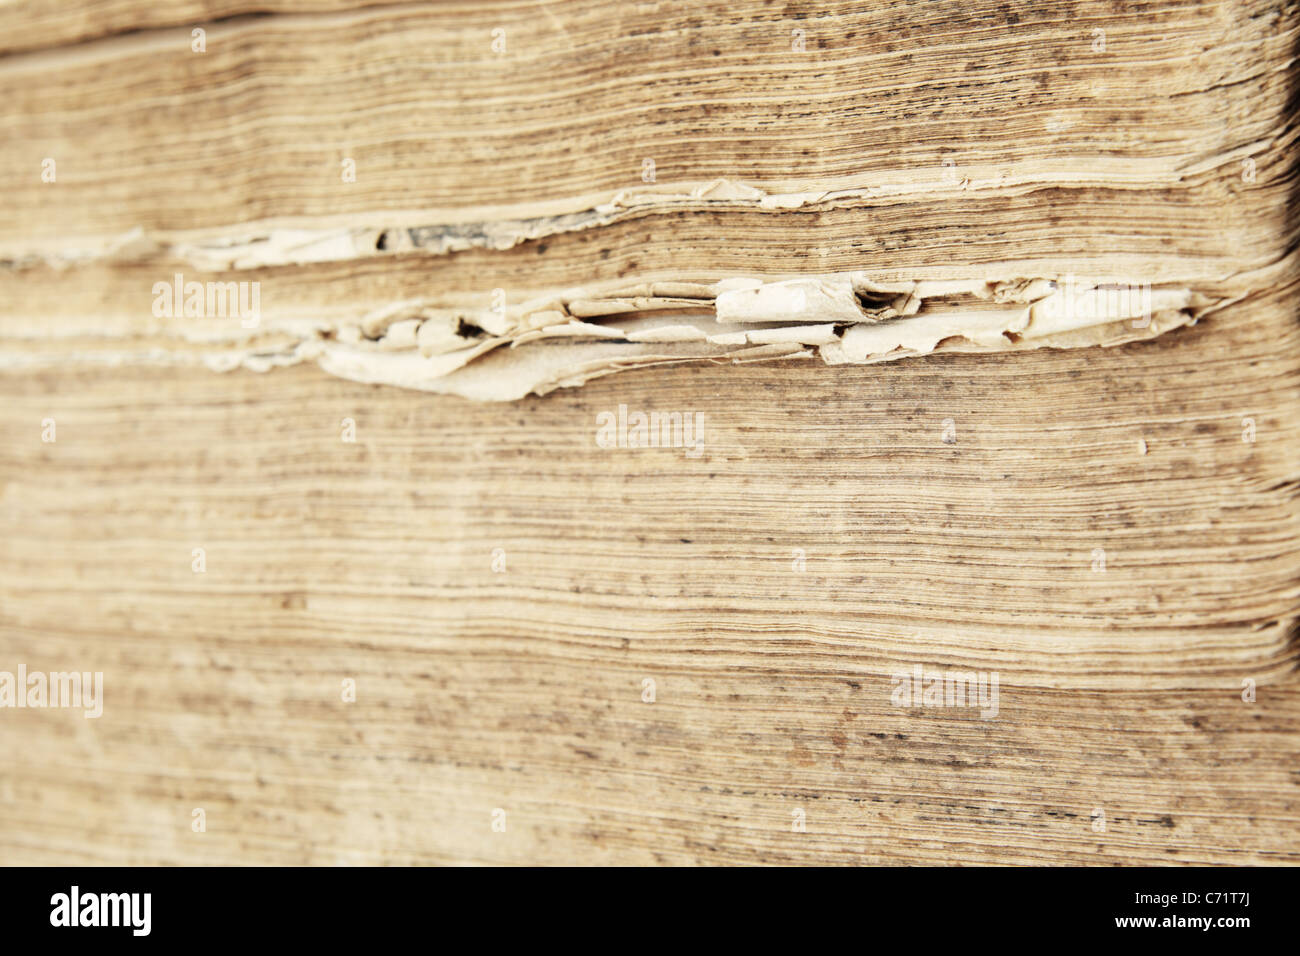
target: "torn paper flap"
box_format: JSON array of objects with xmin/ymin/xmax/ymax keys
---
[{"xmin": 715, "ymin": 275, "xmax": 870, "ymax": 324}]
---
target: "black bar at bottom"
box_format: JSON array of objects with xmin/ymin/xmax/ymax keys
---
[{"xmin": 0, "ymin": 865, "xmax": 1285, "ymax": 944}]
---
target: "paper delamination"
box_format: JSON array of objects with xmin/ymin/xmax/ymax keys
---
[
  {"xmin": 0, "ymin": 227, "xmax": 1250, "ymax": 401},
  {"xmin": 0, "ymin": 0, "xmax": 1291, "ymax": 401},
  {"xmin": 243, "ymin": 271, "xmax": 1215, "ymax": 401},
  {"xmin": 0, "ymin": 157, "xmax": 1278, "ymax": 400}
]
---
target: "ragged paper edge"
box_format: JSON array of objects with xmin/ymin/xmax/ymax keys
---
[
  {"xmin": 2, "ymin": 270, "xmax": 1219, "ymax": 401},
  {"xmin": 0, "ymin": 147, "xmax": 1271, "ymax": 272}
]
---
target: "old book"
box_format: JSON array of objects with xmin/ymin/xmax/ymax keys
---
[{"xmin": 0, "ymin": 0, "xmax": 1296, "ymax": 866}]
